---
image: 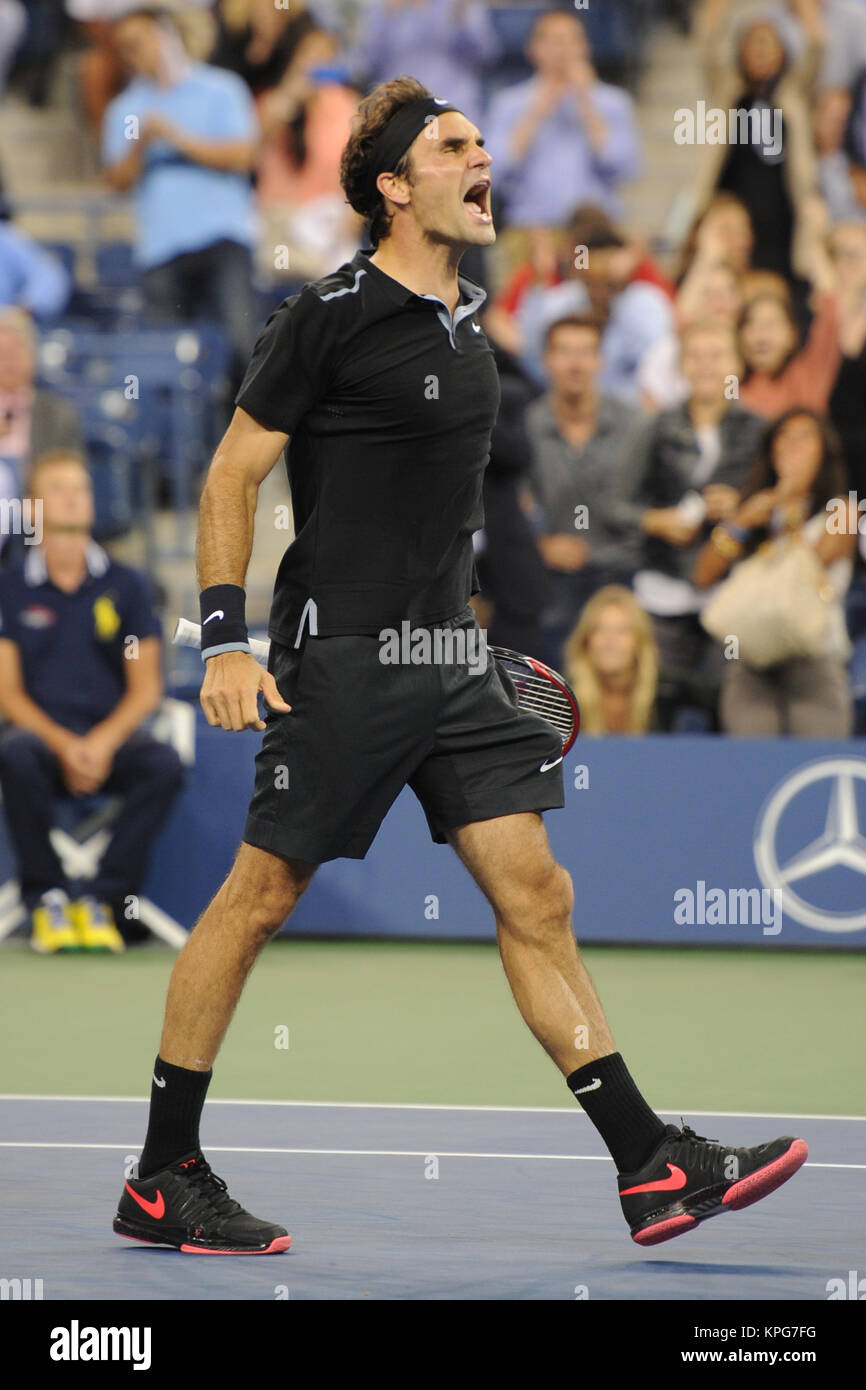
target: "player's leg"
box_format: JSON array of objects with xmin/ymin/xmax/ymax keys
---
[
  {"xmin": 447, "ymin": 811, "xmax": 808, "ymax": 1245},
  {"xmin": 446, "ymin": 812, "xmax": 665, "ymax": 1164},
  {"xmin": 449, "ymin": 811, "xmax": 614, "ymax": 1068},
  {"xmin": 113, "ymin": 842, "xmax": 316, "ymax": 1254},
  {"xmin": 157, "ymin": 840, "xmax": 316, "ymax": 1072}
]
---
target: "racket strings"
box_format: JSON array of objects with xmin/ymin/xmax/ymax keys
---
[{"xmin": 496, "ymin": 662, "xmax": 575, "ymax": 739}]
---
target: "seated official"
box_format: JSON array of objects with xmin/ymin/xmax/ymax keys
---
[{"xmin": 0, "ymin": 449, "xmax": 184, "ymax": 953}]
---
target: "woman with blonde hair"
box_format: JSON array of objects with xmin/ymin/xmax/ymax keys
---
[{"xmin": 564, "ymin": 586, "xmax": 659, "ymax": 735}]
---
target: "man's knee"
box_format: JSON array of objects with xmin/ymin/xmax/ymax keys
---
[
  {"xmin": 142, "ymin": 739, "xmax": 185, "ymax": 791},
  {"xmin": 223, "ymin": 842, "xmax": 316, "ymax": 938},
  {"xmin": 498, "ymin": 861, "xmax": 574, "ymax": 938},
  {"xmin": 0, "ymin": 728, "xmax": 48, "ymax": 777},
  {"xmin": 534, "ymin": 861, "xmax": 574, "ymax": 923}
]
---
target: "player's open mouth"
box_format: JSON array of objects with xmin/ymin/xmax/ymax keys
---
[{"xmin": 463, "ymin": 180, "xmax": 492, "ymax": 223}]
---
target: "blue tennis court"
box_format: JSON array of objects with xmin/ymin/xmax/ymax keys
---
[{"xmin": 2, "ymin": 1096, "xmax": 861, "ymax": 1301}]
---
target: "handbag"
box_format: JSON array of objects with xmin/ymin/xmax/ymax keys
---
[{"xmin": 699, "ymin": 533, "xmax": 835, "ymax": 669}]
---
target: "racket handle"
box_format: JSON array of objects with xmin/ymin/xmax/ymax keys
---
[{"xmin": 172, "ymin": 618, "xmax": 271, "ymax": 667}]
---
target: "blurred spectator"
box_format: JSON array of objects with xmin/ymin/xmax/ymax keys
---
[
  {"xmin": 68, "ymin": 0, "xmax": 217, "ymax": 132},
  {"xmin": 676, "ymin": 192, "xmax": 755, "ymax": 285},
  {"xmin": 0, "ymin": 308, "xmax": 83, "ymax": 514},
  {"xmin": 474, "ymin": 341, "xmax": 549, "ymax": 658},
  {"xmin": 525, "ymin": 314, "xmax": 644, "ymax": 667},
  {"xmin": 256, "ymin": 25, "xmax": 361, "ymax": 280},
  {"xmin": 515, "ymin": 213, "xmax": 674, "ymax": 398},
  {"xmin": 692, "ymin": 1, "xmax": 820, "ymax": 284},
  {"xmin": 0, "ymin": 215, "xmax": 71, "ymax": 320},
  {"xmin": 639, "ymin": 261, "xmax": 742, "ymax": 411},
  {"xmin": 487, "ymin": 209, "xmax": 674, "ymax": 361},
  {"xmin": 814, "ymin": 87, "xmax": 866, "ymax": 223},
  {"xmin": 737, "ymin": 194, "xmax": 842, "ymax": 416},
  {"xmin": 770, "ymin": 0, "xmax": 866, "ymax": 91},
  {"xmin": 485, "ymin": 10, "xmax": 641, "ymax": 228},
  {"xmin": 693, "ymin": 409, "xmax": 856, "ymax": 736},
  {"xmin": 210, "ymin": 0, "xmax": 314, "ymax": 94},
  {"xmin": 625, "ymin": 321, "xmax": 764, "ymax": 699},
  {"xmin": 563, "ymin": 585, "xmax": 659, "ymax": 735},
  {"xmin": 0, "ymin": 449, "xmax": 184, "ymax": 952},
  {"xmin": 739, "ymin": 293, "xmax": 839, "ymax": 418},
  {"xmin": 349, "ymin": 0, "xmax": 499, "ymax": 127},
  {"xmin": 102, "ymin": 8, "xmax": 260, "ymax": 388},
  {"xmin": 483, "ymin": 224, "xmax": 561, "ymax": 358},
  {"xmin": 828, "ymin": 220, "xmax": 866, "ymax": 485},
  {"xmin": 0, "ymin": 0, "xmax": 26, "ymax": 94},
  {"xmin": 522, "ymin": 315, "xmax": 644, "ymax": 608},
  {"xmin": 844, "ymin": 60, "xmax": 866, "ymax": 201}
]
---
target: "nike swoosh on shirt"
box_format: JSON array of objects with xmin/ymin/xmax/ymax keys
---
[
  {"xmin": 620, "ymin": 1164, "xmax": 688, "ymax": 1196},
  {"xmin": 539, "ymin": 755, "xmax": 563, "ymax": 772},
  {"xmin": 471, "ymin": 322, "xmax": 481, "ymax": 332},
  {"xmin": 125, "ymin": 1183, "xmax": 166, "ymax": 1219},
  {"xmin": 203, "ymin": 610, "xmax": 224, "ymax": 625}
]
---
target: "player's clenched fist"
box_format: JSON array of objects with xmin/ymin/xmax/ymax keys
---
[{"xmin": 200, "ymin": 650, "xmax": 291, "ymax": 731}]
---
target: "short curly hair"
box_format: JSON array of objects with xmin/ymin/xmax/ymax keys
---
[{"xmin": 340, "ymin": 75, "xmax": 432, "ymax": 248}]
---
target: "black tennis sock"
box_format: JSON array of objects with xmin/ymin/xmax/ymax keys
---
[
  {"xmin": 138, "ymin": 1056, "xmax": 212, "ymax": 1178},
  {"xmin": 566, "ymin": 1052, "xmax": 668, "ymax": 1174}
]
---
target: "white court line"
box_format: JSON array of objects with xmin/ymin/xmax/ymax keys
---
[
  {"xmin": 0, "ymin": 1141, "xmax": 862, "ymax": 1169},
  {"xmin": 0, "ymin": 1095, "xmax": 864, "ymax": 1122}
]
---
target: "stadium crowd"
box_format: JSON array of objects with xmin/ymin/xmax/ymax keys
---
[{"xmin": 0, "ymin": 0, "xmax": 865, "ymax": 949}]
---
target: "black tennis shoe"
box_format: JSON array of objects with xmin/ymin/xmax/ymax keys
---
[
  {"xmin": 113, "ymin": 1151, "xmax": 291, "ymax": 1254},
  {"xmin": 619, "ymin": 1123, "xmax": 808, "ymax": 1246}
]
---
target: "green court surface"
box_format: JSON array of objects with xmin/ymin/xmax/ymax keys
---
[{"xmin": 0, "ymin": 939, "xmax": 862, "ymax": 1114}]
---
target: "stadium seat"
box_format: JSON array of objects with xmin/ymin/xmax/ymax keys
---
[
  {"xmin": 37, "ymin": 325, "xmax": 230, "ymax": 550},
  {"xmin": 40, "ymin": 241, "xmax": 77, "ymax": 282}
]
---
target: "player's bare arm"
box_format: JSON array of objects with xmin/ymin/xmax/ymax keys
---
[{"xmin": 197, "ymin": 407, "xmax": 293, "ymax": 733}]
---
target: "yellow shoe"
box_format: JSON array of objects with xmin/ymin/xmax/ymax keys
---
[
  {"xmin": 30, "ymin": 890, "xmax": 79, "ymax": 954},
  {"xmin": 69, "ymin": 897, "xmax": 125, "ymax": 953}
]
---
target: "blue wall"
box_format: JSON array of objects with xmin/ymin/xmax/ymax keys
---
[{"xmin": 135, "ymin": 714, "xmax": 866, "ymax": 949}]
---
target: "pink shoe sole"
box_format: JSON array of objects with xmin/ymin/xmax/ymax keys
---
[
  {"xmin": 722, "ymin": 1139, "xmax": 809, "ymax": 1211},
  {"xmin": 117, "ymin": 1231, "xmax": 291, "ymax": 1254}
]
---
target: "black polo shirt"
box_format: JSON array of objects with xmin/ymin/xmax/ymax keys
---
[
  {"xmin": 236, "ymin": 247, "xmax": 502, "ymax": 641},
  {"xmin": 0, "ymin": 544, "xmax": 161, "ymax": 733}
]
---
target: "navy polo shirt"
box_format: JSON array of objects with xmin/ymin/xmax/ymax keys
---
[{"xmin": 0, "ymin": 544, "xmax": 161, "ymax": 734}]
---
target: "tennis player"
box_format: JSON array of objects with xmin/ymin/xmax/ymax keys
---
[{"xmin": 114, "ymin": 77, "xmax": 807, "ymax": 1255}]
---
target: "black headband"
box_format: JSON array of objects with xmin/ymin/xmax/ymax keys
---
[{"xmin": 365, "ymin": 96, "xmax": 461, "ymax": 202}]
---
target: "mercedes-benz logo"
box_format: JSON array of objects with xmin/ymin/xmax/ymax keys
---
[{"xmin": 754, "ymin": 758, "xmax": 866, "ymax": 933}]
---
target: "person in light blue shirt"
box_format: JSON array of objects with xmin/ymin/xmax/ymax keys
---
[
  {"xmin": 102, "ymin": 8, "xmax": 260, "ymax": 384},
  {"xmin": 515, "ymin": 226, "xmax": 674, "ymax": 403},
  {"xmin": 349, "ymin": 0, "xmax": 500, "ymax": 126},
  {"xmin": 0, "ymin": 221, "xmax": 71, "ymax": 320},
  {"xmin": 485, "ymin": 9, "xmax": 641, "ymax": 228}
]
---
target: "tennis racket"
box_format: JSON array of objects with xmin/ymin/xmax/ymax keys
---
[{"xmin": 173, "ymin": 619, "xmax": 580, "ymax": 753}]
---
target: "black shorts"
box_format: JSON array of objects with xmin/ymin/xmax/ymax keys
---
[{"xmin": 242, "ymin": 605, "xmax": 565, "ymax": 864}]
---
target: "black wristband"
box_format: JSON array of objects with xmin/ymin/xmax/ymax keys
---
[{"xmin": 199, "ymin": 584, "xmax": 250, "ymax": 660}]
